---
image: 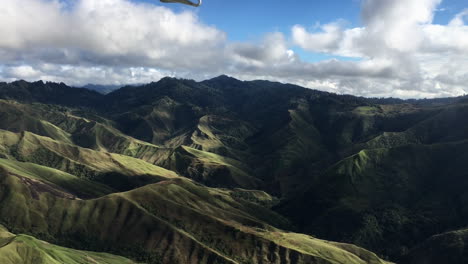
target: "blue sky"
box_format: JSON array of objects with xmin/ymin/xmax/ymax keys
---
[
  {"xmin": 194, "ymin": 0, "xmax": 362, "ymax": 41},
  {"xmin": 147, "ymin": 0, "xmax": 467, "ymax": 63},
  {"xmin": 153, "ymin": 0, "xmax": 463, "ymax": 38},
  {"xmin": 147, "ymin": 0, "xmax": 364, "ymax": 62},
  {"xmin": 0, "ymin": 0, "xmax": 467, "ymax": 98},
  {"xmin": 434, "ymin": 0, "xmax": 468, "ymax": 22}
]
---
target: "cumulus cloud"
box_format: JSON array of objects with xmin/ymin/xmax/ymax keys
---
[
  {"xmin": 292, "ymin": 0, "xmax": 449, "ymax": 56},
  {"xmin": 290, "ymin": 0, "xmax": 468, "ymax": 98},
  {"xmin": 0, "ymin": 0, "xmax": 467, "ymax": 98},
  {"xmin": 229, "ymin": 33, "xmax": 297, "ymax": 69},
  {"xmin": 0, "ymin": 64, "xmax": 169, "ymax": 86},
  {"xmin": 0, "ymin": 0, "xmax": 225, "ymax": 69}
]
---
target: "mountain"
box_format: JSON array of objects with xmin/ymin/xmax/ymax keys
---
[
  {"xmin": 0, "ymin": 225, "xmax": 135, "ymax": 264},
  {"xmin": 0, "ymin": 80, "xmax": 103, "ymax": 107},
  {"xmin": 400, "ymin": 228, "xmax": 468, "ymax": 264},
  {"xmin": 0, "ymin": 76, "xmax": 467, "ymax": 263},
  {"xmin": 82, "ymin": 84, "xmax": 124, "ymax": 94}
]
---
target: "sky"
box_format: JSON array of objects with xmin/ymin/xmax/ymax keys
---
[{"xmin": 0, "ymin": 0, "xmax": 467, "ymax": 98}]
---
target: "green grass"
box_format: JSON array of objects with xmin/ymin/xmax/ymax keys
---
[
  {"xmin": 353, "ymin": 106, "xmax": 382, "ymax": 116},
  {"xmin": 172, "ymin": 146, "xmax": 260, "ymax": 189},
  {"xmin": 3, "ymin": 79, "xmax": 467, "ymax": 263},
  {"xmin": 0, "ymin": 100, "xmax": 72, "ymax": 144},
  {"xmin": 259, "ymin": 231, "xmax": 389, "ymax": 264},
  {"xmin": 279, "ymin": 140, "xmax": 468, "ymax": 259},
  {"xmin": 0, "ymin": 168, "xmax": 388, "ymax": 264},
  {"xmin": 0, "ymin": 158, "xmax": 113, "ymax": 198},
  {"xmin": 0, "ymin": 129, "xmax": 179, "ymax": 191},
  {"xmin": 0, "ymin": 225, "xmax": 135, "ymax": 264}
]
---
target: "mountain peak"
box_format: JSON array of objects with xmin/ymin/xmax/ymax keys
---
[{"xmin": 209, "ymin": 74, "xmax": 239, "ymax": 82}]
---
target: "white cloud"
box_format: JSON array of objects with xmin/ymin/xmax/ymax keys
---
[
  {"xmin": 290, "ymin": 0, "xmax": 468, "ymax": 98},
  {"xmin": 449, "ymin": 8, "xmax": 468, "ymax": 26},
  {"xmin": 0, "ymin": 0, "xmax": 467, "ymax": 98},
  {"xmin": 229, "ymin": 33, "xmax": 298, "ymax": 68},
  {"xmin": 0, "ymin": 0, "xmax": 225, "ymax": 69},
  {"xmin": 2, "ymin": 66, "xmax": 43, "ymax": 79},
  {"xmin": 361, "ymin": 0, "xmax": 442, "ymax": 53},
  {"xmin": 292, "ymin": 22, "xmax": 345, "ymax": 54},
  {"xmin": 0, "ymin": 63, "xmax": 170, "ymax": 86}
]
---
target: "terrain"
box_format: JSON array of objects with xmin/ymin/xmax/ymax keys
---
[
  {"xmin": 0, "ymin": 225, "xmax": 135, "ymax": 264},
  {"xmin": 0, "ymin": 76, "xmax": 467, "ymax": 263}
]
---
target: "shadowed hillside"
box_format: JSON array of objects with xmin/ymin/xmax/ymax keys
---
[
  {"xmin": 400, "ymin": 229, "xmax": 468, "ymax": 264},
  {"xmin": 0, "ymin": 166, "xmax": 389, "ymax": 264},
  {"xmin": 1, "ymin": 77, "xmax": 467, "ymax": 262}
]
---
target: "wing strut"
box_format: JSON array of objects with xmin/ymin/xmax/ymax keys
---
[{"xmin": 160, "ymin": 0, "xmax": 202, "ymax": 7}]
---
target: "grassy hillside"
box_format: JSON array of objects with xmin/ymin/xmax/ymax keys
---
[
  {"xmin": 0, "ymin": 225, "xmax": 135, "ymax": 264},
  {"xmin": 0, "ymin": 100, "xmax": 72, "ymax": 144},
  {"xmin": 0, "ymin": 129, "xmax": 177, "ymax": 191},
  {"xmin": 278, "ymin": 141, "xmax": 468, "ymax": 259},
  {"xmin": 0, "ymin": 158, "xmax": 113, "ymax": 198},
  {"xmin": 0, "ymin": 166, "xmax": 389, "ymax": 264},
  {"xmin": 1, "ymin": 77, "xmax": 467, "ymax": 263},
  {"xmin": 400, "ymin": 229, "xmax": 468, "ymax": 264},
  {"xmin": 158, "ymin": 146, "xmax": 260, "ymax": 189}
]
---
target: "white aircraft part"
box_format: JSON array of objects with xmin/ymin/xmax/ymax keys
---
[{"xmin": 160, "ymin": 0, "xmax": 202, "ymax": 7}]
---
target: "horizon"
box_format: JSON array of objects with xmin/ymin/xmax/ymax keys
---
[
  {"xmin": 0, "ymin": 0, "xmax": 467, "ymax": 99},
  {"xmin": 5, "ymin": 74, "xmax": 468, "ymax": 101}
]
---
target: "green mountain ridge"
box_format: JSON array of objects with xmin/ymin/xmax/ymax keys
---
[
  {"xmin": 1, "ymin": 77, "xmax": 467, "ymax": 263},
  {"xmin": 0, "ymin": 162, "xmax": 388, "ymax": 264},
  {"xmin": 0, "ymin": 225, "xmax": 135, "ymax": 264}
]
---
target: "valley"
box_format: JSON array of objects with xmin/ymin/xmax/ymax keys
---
[{"xmin": 0, "ymin": 77, "xmax": 467, "ymax": 263}]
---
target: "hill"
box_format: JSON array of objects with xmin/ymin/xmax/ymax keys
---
[
  {"xmin": 0, "ymin": 225, "xmax": 135, "ymax": 264},
  {"xmin": 1, "ymin": 76, "xmax": 467, "ymax": 262},
  {"xmin": 400, "ymin": 229, "xmax": 468, "ymax": 264}
]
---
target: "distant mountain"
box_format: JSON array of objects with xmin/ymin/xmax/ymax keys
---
[
  {"xmin": 82, "ymin": 84, "xmax": 132, "ymax": 94},
  {"xmin": 0, "ymin": 76, "xmax": 467, "ymax": 263},
  {"xmin": 0, "ymin": 80, "xmax": 102, "ymax": 106}
]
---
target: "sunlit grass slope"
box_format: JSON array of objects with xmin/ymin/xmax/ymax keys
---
[
  {"xmin": 0, "ymin": 166, "xmax": 389, "ymax": 264},
  {"xmin": 0, "ymin": 158, "xmax": 113, "ymax": 198},
  {"xmin": 0, "ymin": 100, "xmax": 72, "ymax": 144},
  {"xmin": 159, "ymin": 145, "xmax": 260, "ymax": 189},
  {"xmin": 3, "ymin": 78, "xmax": 468, "ymax": 263},
  {"xmin": 0, "ymin": 100, "xmax": 172, "ymax": 167},
  {"xmin": 0, "ymin": 129, "xmax": 177, "ymax": 191},
  {"xmin": 0, "ymin": 225, "xmax": 135, "ymax": 264}
]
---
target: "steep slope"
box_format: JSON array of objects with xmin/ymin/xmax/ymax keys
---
[
  {"xmin": 0, "ymin": 225, "xmax": 135, "ymax": 264},
  {"xmin": 400, "ymin": 229, "xmax": 468, "ymax": 264},
  {"xmin": 0, "ymin": 166, "xmax": 389, "ymax": 264},
  {"xmin": 1, "ymin": 78, "xmax": 467, "ymax": 263},
  {"xmin": 0, "ymin": 99, "xmax": 170, "ymax": 159},
  {"xmin": 157, "ymin": 146, "xmax": 260, "ymax": 189},
  {"xmin": 1, "ymin": 78, "xmax": 445, "ymax": 196},
  {"xmin": 0, "ymin": 129, "xmax": 177, "ymax": 191},
  {"xmin": 0, "ymin": 100, "xmax": 72, "ymax": 144},
  {"xmin": 0, "ymin": 158, "xmax": 114, "ymax": 198},
  {"xmin": 278, "ymin": 141, "xmax": 468, "ymax": 259},
  {"xmin": 363, "ymin": 103, "xmax": 468, "ymax": 149}
]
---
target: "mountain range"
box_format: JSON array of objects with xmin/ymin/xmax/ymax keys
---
[{"xmin": 0, "ymin": 76, "xmax": 467, "ymax": 263}]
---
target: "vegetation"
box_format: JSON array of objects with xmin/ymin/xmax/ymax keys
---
[
  {"xmin": 1, "ymin": 76, "xmax": 468, "ymax": 263},
  {"xmin": 0, "ymin": 225, "xmax": 135, "ymax": 264}
]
